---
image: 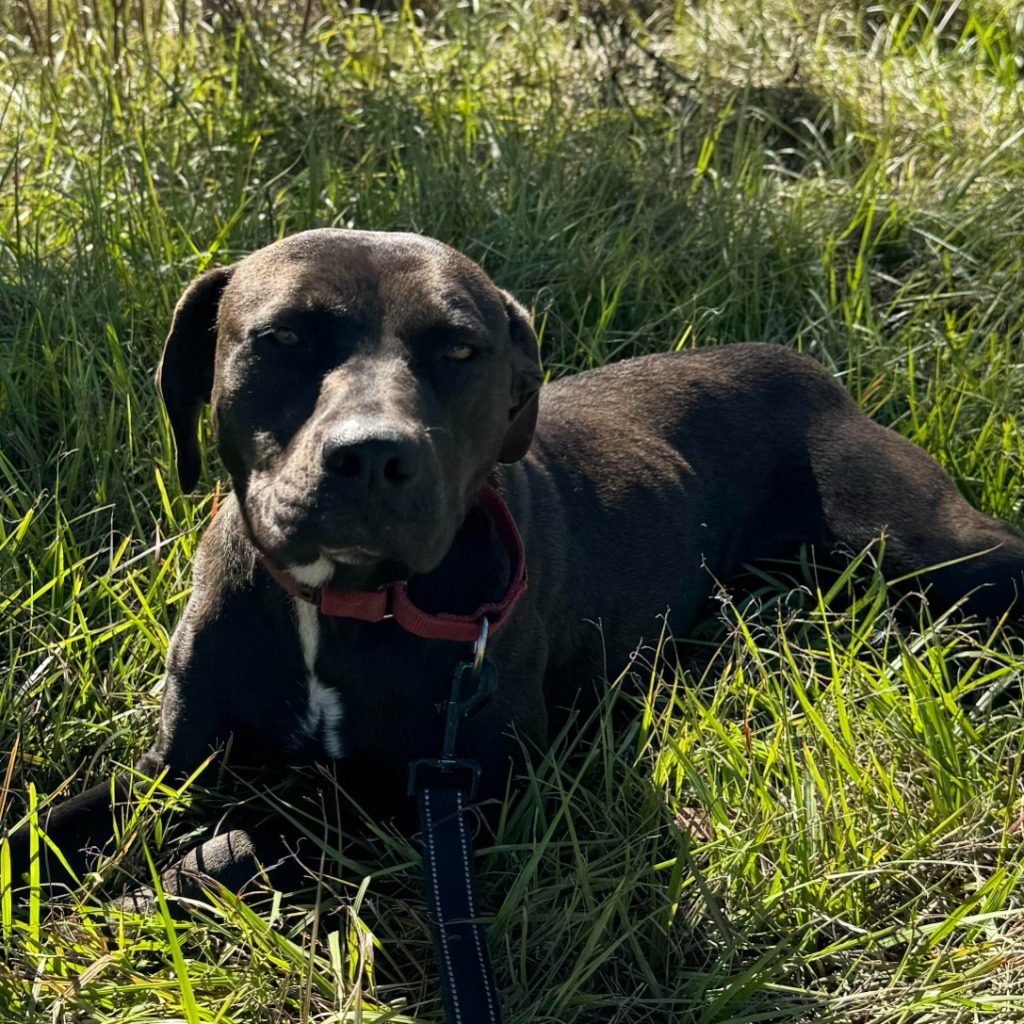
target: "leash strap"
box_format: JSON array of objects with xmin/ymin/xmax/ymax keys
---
[
  {"xmin": 409, "ymin": 652, "xmax": 504, "ymax": 1024},
  {"xmin": 417, "ymin": 783, "xmax": 503, "ymax": 1024}
]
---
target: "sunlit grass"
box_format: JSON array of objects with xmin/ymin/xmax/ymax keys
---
[{"xmin": 2, "ymin": 1, "xmax": 1024, "ymax": 1020}]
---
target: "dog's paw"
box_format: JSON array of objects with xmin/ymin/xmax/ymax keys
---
[{"xmin": 109, "ymin": 885, "xmax": 159, "ymax": 916}]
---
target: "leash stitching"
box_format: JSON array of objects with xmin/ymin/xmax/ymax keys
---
[
  {"xmin": 455, "ymin": 789, "xmax": 499, "ymax": 1023},
  {"xmin": 424, "ymin": 789, "xmax": 462, "ymax": 1024}
]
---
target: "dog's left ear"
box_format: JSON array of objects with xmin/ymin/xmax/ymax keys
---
[
  {"xmin": 498, "ymin": 291, "xmax": 544, "ymax": 464},
  {"xmin": 156, "ymin": 265, "xmax": 234, "ymax": 492}
]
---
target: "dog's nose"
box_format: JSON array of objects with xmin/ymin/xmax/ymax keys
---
[{"xmin": 321, "ymin": 432, "xmax": 421, "ymax": 489}]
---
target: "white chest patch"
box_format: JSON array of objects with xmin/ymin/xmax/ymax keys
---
[{"xmin": 290, "ymin": 558, "xmax": 344, "ymax": 759}]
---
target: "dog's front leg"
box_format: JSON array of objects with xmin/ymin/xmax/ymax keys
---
[
  {"xmin": 5, "ymin": 535, "xmax": 307, "ymax": 899},
  {"xmin": 4, "ymin": 774, "xmax": 128, "ymax": 892},
  {"xmin": 2, "ymin": 742, "xmax": 221, "ymax": 898}
]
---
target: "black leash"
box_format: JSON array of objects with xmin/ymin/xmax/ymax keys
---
[{"xmin": 408, "ymin": 624, "xmax": 504, "ymax": 1024}]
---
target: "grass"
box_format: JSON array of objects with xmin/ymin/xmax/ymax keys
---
[{"xmin": 2, "ymin": 0, "xmax": 1024, "ymax": 1019}]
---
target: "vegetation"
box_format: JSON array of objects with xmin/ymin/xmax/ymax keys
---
[{"xmin": 2, "ymin": 1, "xmax": 1023, "ymax": 1020}]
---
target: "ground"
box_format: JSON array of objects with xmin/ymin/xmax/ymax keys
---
[{"xmin": 1, "ymin": 1, "xmax": 1024, "ymax": 1021}]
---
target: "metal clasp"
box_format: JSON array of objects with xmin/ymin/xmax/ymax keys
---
[
  {"xmin": 439, "ymin": 657, "xmax": 498, "ymax": 760},
  {"xmin": 407, "ymin": 621, "xmax": 498, "ymax": 797},
  {"xmin": 472, "ymin": 617, "xmax": 489, "ymax": 673}
]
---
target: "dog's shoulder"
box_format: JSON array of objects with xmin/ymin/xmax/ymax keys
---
[
  {"xmin": 544, "ymin": 341, "xmax": 836, "ymax": 386},
  {"xmin": 156, "ymin": 491, "xmax": 308, "ymax": 766},
  {"xmin": 186, "ymin": 493, "xmax": 260, "ymax": 611},
  {"xmin": 165, "ymin": 492, "xmax": 299, "ymax": 680}
]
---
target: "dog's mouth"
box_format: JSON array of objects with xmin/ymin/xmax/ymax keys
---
[
  {"xmin": 241, "ymin": 475, "xmax": 461, "ymax": 583},
  {"xmin": 283, "ymin": 548, "xmax": 413, "ymax": 592},
  {"xmin": 320, "ymin": 544, "xmax": 388, "ymax": 566},
  {"xmin": 254, "ymin": 513, "xmax": 438, "ymax": 574}
]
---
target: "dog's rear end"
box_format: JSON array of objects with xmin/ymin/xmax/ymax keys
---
[{"xmin": 515, "ymin": 343, "xmax": 1024, "ymax": 714}]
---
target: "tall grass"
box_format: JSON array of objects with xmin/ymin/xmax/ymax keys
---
[{"xmin": 2, "ymin": 1, "xmax": 1024, "ymax": 1020}]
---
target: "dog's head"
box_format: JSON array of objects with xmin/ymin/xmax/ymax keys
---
[{"xmin": 156, "ymin": 229, "xmax": 542, "ymax": 585}]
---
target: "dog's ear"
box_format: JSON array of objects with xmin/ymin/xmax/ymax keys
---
[
  {"xmin": 156, "ymin": 266, "xmax": 234, "ymax": 492},
  {"xmin": 498, "ymin": 291, "xmax": 544, "ymax": 464}
]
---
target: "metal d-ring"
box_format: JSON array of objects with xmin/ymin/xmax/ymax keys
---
[{"xmin": 472, "ymin": 617, "xmax": 489, "ymax": 674}]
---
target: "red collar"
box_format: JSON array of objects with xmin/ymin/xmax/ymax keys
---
[{"xmin": 257, "ymin": 486, "xmax": 527, "ymax": 643}]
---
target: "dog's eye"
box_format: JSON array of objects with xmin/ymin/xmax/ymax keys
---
[
  {"xmin": 446, "ymin": 343, "xmax": 476, "ymax": 362},
  {"xmin": 258, "ymin": 327, "xmax": 300, "ymax": 347}
]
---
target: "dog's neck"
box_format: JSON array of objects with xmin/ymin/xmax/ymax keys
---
[{"xmin": 404, "ymin": 502, "xmax": 511, "ymax": 616}]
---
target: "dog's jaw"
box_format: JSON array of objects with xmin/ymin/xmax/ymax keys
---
[
  {"xmin": 239, "ymin": 463, "xmax": 456, "ymax": 586},
  {"xmin": 288, "ymin": 559, "xmax": 335, "ymax": 589}
]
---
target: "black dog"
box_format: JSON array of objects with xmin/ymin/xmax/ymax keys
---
[{"xmin": 7, "ymin": 228, "xmax": 1024, "ymax": 899}]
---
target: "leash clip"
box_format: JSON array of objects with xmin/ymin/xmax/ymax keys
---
[
  {"xmin": 439, "ymin": 656, "xmax": 498, "ymax": 760},
  {"xmin": 407, "ymin": 627, "xmax": 498, "ymax": 798}
]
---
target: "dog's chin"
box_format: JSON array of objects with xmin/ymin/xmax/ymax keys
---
[
  {"xmin": 322, "ymin": 545, "xmax": 390, "ymax": 567},
  {"xmin": 317, "ymin": 547, "xmax": 409, "ymax": 589},
  {"xmin": 322, "ymin": 535, "xmax": 452, "ymax": 588},
  {"xmin": 280, "ymin": 553, "xmax": 410, "ymax": 592},
  {"xmin": 253, "ymin": 519, "xmax": 457, "ymax": 590},
  {"xmin": 243, "ymin": 484, "xmax": 468, "ymax": 586}
]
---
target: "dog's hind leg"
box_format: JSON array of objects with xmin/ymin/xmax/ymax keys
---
[{"xmin": 809, "ymin": 407, "xmax": 1024, "ymax": 618}]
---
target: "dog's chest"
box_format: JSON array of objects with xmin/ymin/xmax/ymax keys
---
[
  {"xmin": 292, "ymin": 599, "xmax": 345, "ymax": 758},
  {"xmin": 284, "ymin": 602, "xmax": 460, "ymax": 766}
]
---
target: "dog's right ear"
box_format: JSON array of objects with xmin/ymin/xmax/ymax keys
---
[{"xmin": 156, "ymin": 266, "xmax": 234, "ymax": 492}]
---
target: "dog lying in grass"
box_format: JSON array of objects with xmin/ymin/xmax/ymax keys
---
[{"xmin": 7, "ymin": 228, "xmax": 1024, "ymax": 900}]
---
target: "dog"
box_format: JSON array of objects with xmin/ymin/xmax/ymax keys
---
[{"xmin": 6, "ymin": 227, "xmax": 1024, "ymax": 900}]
